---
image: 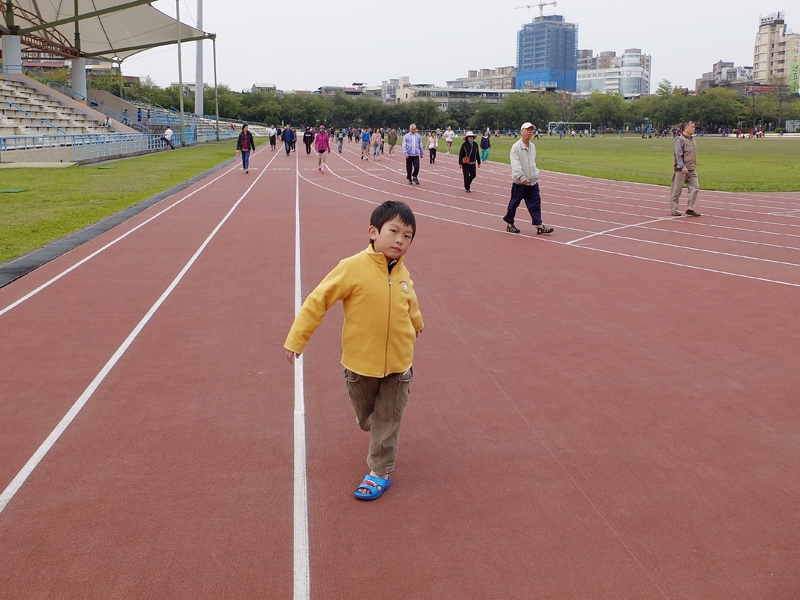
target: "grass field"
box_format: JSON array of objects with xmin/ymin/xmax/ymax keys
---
[
  {"xmin": 0, "ymin": 140, "xmax": 263, "ymax": 264},
  {"xmin": 0, "ymin": 135, "xmax": 797, "ymax": 266},
  {"xmin": 446, "ymin": 134, "xmax": 800, "ymax": 193}
]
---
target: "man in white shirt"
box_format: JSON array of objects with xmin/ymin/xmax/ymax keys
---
[
  {"xmin": 161, "ymin": 126, "xmax": 175, "ymax": 149},
  {"xmin": 502, "ymin": 122, "xmax": 553, "ymax": 235}
]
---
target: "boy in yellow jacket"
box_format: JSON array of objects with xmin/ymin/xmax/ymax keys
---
[{"xmin": 285, "ymin": 201, "xmax": 424, "ymax": 500}]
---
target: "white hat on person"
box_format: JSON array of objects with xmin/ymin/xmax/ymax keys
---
[
  {"xmin": 465, "ymin": 131, "xmax": 475, "ymax": 138},
  {"xmin": 520, "ymin": 122, "xmax": 535, "ymax": 130}
]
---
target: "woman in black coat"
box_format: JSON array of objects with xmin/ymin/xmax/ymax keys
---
[{"xmin": 457, "ymin": 131, "xmax": 481, "ymax": 192}]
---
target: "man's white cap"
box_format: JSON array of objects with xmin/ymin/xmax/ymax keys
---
[{"xmin": 520, "ymin": 122, "xmax": 535, "ymax": 130}]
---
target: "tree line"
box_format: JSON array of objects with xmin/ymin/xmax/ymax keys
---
[{"xmin": 90, "ymin": 74, "xmax": 800, "ymax": 133}]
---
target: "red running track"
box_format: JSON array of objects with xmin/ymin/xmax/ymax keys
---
[{"xmin": 1, "ymin": 141, "xmax": 799, "ymax": 599}]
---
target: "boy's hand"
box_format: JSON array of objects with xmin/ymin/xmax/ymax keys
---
[
  {"xmin": 416, "ymin": 329, "xmax": 423, "ymax": 338},
  {"xmin": 285, "ymin": 348, "xmax": 300, "ymax": 364}
]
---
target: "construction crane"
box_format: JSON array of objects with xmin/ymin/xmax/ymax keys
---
[{"xmin": 515, "ymin": 1, "xmax": 558, "ymax": 21}]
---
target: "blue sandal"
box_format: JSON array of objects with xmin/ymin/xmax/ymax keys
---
[{"xmin": 354, "ymin": 475, "xmax": 391, "ymax": 501}]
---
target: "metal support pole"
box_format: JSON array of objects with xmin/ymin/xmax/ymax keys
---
[
  {"xmin": 213, "ymin": 37, "xmax": 219, "ymax": 141},
  {"xmin": 176, "ymin": 0, "xmax": 186, "ymax": 146},
  {"xmin": 194, "ymin": 0, "xmax": 203, "ymax": 118}
]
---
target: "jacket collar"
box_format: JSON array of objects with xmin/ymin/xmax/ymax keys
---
[{"xmin": 365, "ymin": 244, "xmax": 404, "ymax": 271}]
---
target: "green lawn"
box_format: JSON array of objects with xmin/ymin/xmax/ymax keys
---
[
  {"xmin": 0, "ymin": 140, "xmax": 258, "ymax": 264},
  {"xmin": 450, "ymin": 135, "xmax": 800, "ymax": 192}
]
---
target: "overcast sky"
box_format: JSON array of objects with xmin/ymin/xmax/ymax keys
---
[{"xmin": 122, "ymin": 0, "xmax": 791, "ymax": 93}]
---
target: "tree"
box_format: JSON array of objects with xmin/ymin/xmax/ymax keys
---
[
  {"xmin": 446, "ymin": 100, "xmax": 480, "ymax": 129},
  {"xmin": 655, "ymin": 79, "xmax": 673, "ymax": 97},
  {"xmin": 407, "ymin": 99, "xmax": 441, "ymax": 131},
  {"xmin": 552, "ymin": 91, "xmax": 575, "ymax": 122},
  {"xmin": 576, "ymin": 92, "xmax": 627, "ymax": 128},
  {"xmin": 498, "ymin": 92, "xmax": 557, "ymax": 130},
  {"xmin": 468, "ymin": 103, "xmax": 501, "ymax": 132},
  {"xmin": 688, "ymin": 87, "xmax": 745, "ymax": 130}
]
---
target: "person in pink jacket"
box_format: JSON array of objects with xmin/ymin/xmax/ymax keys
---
[{"xmin": 315, "ymin": 125, "xmax": 331, "ymax": 173}]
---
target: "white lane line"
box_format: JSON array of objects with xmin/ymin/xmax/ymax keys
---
[
  {"xmin": 0, "ymin": 152, "xmax": 279, "ymax": 515},
  {"xmin": 567, "ymin": 218, "xmax": 678, "ymax": 246},
  {"xmin": 293, "ymin": 150, "xmax": 311, "ymax": 600},
  {"xmin": 309, "ymin": 155, "xmax": 800, "ymax": 287},
  {"xmin": 0, "ymin": 149, "xmax": 269, "ymax": 318}
]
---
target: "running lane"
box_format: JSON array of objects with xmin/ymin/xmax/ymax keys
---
[{"xmin": 0, "ymin": 149, "xmax": 297, "ymax": 597}]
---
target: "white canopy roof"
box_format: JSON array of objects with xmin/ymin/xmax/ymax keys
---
[{"xmin": 2, "ymin": 0, "xmax": 213, "ymax": 61}]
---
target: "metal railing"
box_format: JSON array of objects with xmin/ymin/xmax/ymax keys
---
[
  {"xmin": 71, "ymin": 133, "xmax": 182, "ymax": 161},
  {"xmin": 41, "ymin": 120, "xmax": 67, "ymax": 134}
]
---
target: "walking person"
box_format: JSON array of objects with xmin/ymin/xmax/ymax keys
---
[
  {"xmin": 285, "ymin": 201, "xmax": 424, "ymax": 501},
  {"xmin": 236, "ymin": 123, "xmax": 256, "ymax": 174},
  {"xmin": 387, "ymin": 128, "xmax": 398, "ymax": 156},
  {"xmin": 669, "ymin": 121, "xmax": 701, "ymax": 216},
  {"xmin": 502, "ymin": 122, "xmax": 554, "ymax": 235},
  {"xmin": 480, "ymin": 130, "xmax": 491, "ymax": 162},
  {"xmin": 269, "ymin": 125, "xmax": 277, "ymax": 151},
  {"xmin": 282, "ymin": 125, "xmax": 293, "ymax": 156},
  {"xmin": 315, "ymin": 125, "xmax": 331, "ymax": 173},
  {"xmin": 291, "ymin": 127, "xmax": 297, "ymax": 152},
  {"xmin": 371, "ymin": 128, "xmax": 383, "ymax": 161},
  {"xmin": 427, "ymin": 130, "xmax": 438, "ymax": 164},
  {"xmin": 444, "ymin": 126, "xmax": 456, "ymax": 153},
  {"xmin": 403, "ymin": 124, "xmax": 424, "ymax": 185},
  {"xmin": 303, "ymin": 127, "xmax": 315, "ymax": 156},
  {"xmin": 336, "ymin": 128, "xmax": 345, "ymax": 153},
  {"xmin": 458, "ymin": 131, "xmax": 481, "ymax": 192},
  {"xmin": 361, "ymin": 127, "xmax": 371, "ymax": 160}
]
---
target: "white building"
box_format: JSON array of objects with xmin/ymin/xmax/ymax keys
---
[
  {"xmin": 395, "ymin": 76, "xmax": 521, "ymax": 109},
  {"xmin": 753, "ymin": 11, "xmax": 799, "ymax": 84},
  {"xmin": 446, "ymin": 67, "xmax": 516, "ymax": 90},
  {"xmin": 575, "ymin": 48, "xmax": 651, "ymax": 98}
]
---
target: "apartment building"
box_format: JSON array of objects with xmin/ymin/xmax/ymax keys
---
[
  {"xmin": 446, "ymin": 67, "xmax": 516, "ymax": 90},
  {"xmin": 575, "ymin": 48, "xmax": 651, "ymax": 98},
  {"xmin": 753, "ymin": 11, "xmax": 799, "ymax": 84}
]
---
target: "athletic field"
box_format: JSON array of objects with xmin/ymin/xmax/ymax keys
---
[{"xmin": 1, "ymin": 141, "xmax": 799, "ymax": 598}]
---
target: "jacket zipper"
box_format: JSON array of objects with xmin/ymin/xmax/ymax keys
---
[{"xmin": 384, "ymin": 271, "xmax": 392, "ymax": 376}]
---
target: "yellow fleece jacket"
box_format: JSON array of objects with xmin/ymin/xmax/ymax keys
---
[{"xmin": 284, "ymin": 245, "xmax": 424, "ymax": 378}]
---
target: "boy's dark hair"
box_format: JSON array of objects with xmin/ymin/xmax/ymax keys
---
[{"xmin": 370, "ymin": 201, "xmax": 416, "ymax": 240}]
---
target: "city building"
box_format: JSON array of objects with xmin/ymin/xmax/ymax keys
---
[
  {"xmin": 753, "ymin": 11, "xmax": 799, "ymax": 84},
  {"xmin": 395, "ymin": 76, "xmax": 521, "ymax": 109},
  {"xmin": 575, "ymin": 48, "xmax": 651, "ymax": 98},
  {"xmin": 695, "ymin": 61, "xmax": 753, "ymax": 92},
  {"xmin": 446, "ymin": 67, "xmax": 516, "ymax": 90},
  {"xmin": 382, "ymin": 79, "xmax": 399, "ymax": 103},
  {"xmin": 516, "ymin": 15, "xmax": 578, "ymax": 91},
  {"xmin": 251, "ymin": 83, "xmax": 277, "ymax": 93}
]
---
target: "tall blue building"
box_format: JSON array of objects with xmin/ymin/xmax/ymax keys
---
[{"xmin": 516, "ymin": 15, "xmax": 578, "ymax": 91}]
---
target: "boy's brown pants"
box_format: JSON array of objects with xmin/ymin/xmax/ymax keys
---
[{"xmin": 343, "ymin": 367, "xmax": 413, "ymax": 477}]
